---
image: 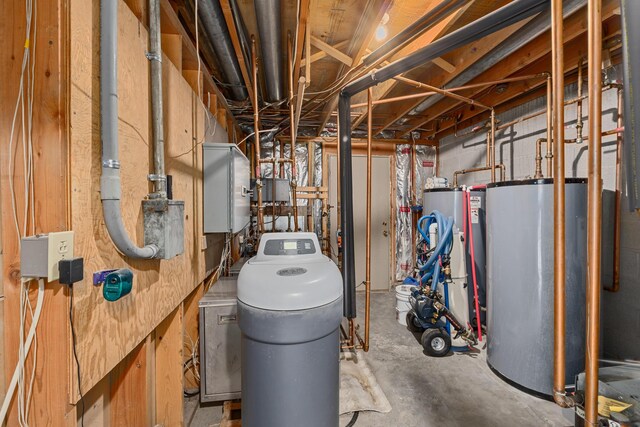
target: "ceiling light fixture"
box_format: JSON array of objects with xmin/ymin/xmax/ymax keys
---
[{"xmin": 375, "ymin": 13, "xmax": 390, "ymax": 41}]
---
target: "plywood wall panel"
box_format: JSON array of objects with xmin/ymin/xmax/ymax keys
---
[{"xmin": 69, "ymin": 0, "xmax": 208, "ymax": 397}]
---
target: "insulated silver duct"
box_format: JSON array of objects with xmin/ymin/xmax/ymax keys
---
[
  {"xmin": 255, "ymin": 0, "xmax": 284, "ymax": 101},
  {"xmin": 198, "ymin": 0, "xmax": 248, "ymax": 100}
]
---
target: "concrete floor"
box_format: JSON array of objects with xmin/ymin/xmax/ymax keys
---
[{"xmin": 185, "ymin": 291, "xmax": 575, "ymax": 427}]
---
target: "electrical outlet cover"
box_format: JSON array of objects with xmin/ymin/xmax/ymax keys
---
[{"xmin": 47, "ymin": 231, "xmax": 74, "ymax": 282}]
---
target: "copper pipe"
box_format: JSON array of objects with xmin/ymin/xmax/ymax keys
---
[
  {"xmin": 490, "ymin": 110, "xmax": 497, "ymax": 182},
  {"xmin": 551, "ymin": 0, "xmax": 572, "ymax": 408},
  {"xmin": 288, "ymin": 32, "xmax": 299, "ymax": 231},
  {"xmin": 252, "ymin": 36, "xmax": 264, "ymax": 234},
  {"xmin": 577, "ymin": 58, "xmax": 585, "ymax": 145},
  {"xmin": 585, "ymin": 0, "xmax": 603, "ymax": 421},
  {"xmin": 258, "ymin": 158, "xmax": 294, "ymax": 163},
  {"xmin": 485, "ymin": 131, "xmax": 491, "ymax": 168},
  {"xmin": 565, "ymin": 127, "xmax": 624, "ymax": 143},
  {"xmin": 394, "ymin": 76, "xmax": 492, "ymax": 110},
  {"xmin": 350, "ymin": 74, "xmax": 548, "ymax": 109},
  {"xmin": 364, "ymin": 88, "xmax": 373, "ymax": 353},
  {"xmin": 546, "ymin": 75, "xmax": 553, "ymax": 177},
  {"xmin": 604, "ymin": 87, "xmax": 623, "ymax": 293},
  {"xmin": 453, "ymin": 165, "xmax": 505, "ymax": 187},
  {"xmin": 534, "ymin": 138, "xmax": 545, "ymax": 179},
  {"xmin": 279, "ymin": 138, "xmax": 285, "ymax": 178}
]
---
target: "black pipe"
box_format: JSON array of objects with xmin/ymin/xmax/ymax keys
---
[
  {"xmin": 621, "ymin": 0, "xmax": 640, "ymax": 211},
  {"xmin": 198, "ymin": 0, "xmax": 248, "ymax": 100},
  {"xmin": 363, "ymin": 0, "xmax": 469, "ymax": 67},
  {"xmin": 339, "ymin": 0, "xmax": 549, "ymax": 318}
]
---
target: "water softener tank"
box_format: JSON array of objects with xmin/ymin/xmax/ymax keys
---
[
  {"xmin": 423, "ymin": 188, "xmax": 487, "ymax": 324},
  {"xmin": 486, "ymin": 178, "xmax": 587, "ymax": 396},
  {"xmin": 238, "ymin": 232, "xmax": 343, "ymax": 427}
]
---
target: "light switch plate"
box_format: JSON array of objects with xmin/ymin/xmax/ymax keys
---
[{"xmin": 47, "ymin": 231, "xmax": 74, "ymax": 282}]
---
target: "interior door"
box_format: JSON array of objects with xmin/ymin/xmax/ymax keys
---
[{"xmin": 328, "ymin": 155, "xmax": 391, "ymax": 291}]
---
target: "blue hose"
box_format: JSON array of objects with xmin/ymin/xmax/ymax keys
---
[{"xmin": 419, "ymin": 211, "xmax": 453, "ymax": 275}]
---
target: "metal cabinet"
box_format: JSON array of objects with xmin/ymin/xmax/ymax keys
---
[
  {"xmin": 199, "ymin": 277, "xmax": 241, "ymax": 402},
  {"xmin": 203, "ymin": 143, "xmax": 250, "ymax": 233}
]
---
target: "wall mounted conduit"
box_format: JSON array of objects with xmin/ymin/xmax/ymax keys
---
[
  {"xmin": 338, "ymin": 0, "xmax": 550, "ymax": 318},
  {"xmin": 100, "ymin": 0, "xmax": 158, "ymax": 259}
]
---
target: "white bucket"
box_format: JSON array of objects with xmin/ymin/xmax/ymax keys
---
[{"xmin": 395, "ymin": 285, "xmax": 413, "ymax": 326}]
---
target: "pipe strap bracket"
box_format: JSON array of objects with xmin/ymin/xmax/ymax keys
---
[
  {"xmin": 102, "ymin": 159, "xmax": 121, "ymax": 169},
  {"xmin": 148, "ymin": 174, "xmax": 167, "ymax": 182},
  {"xmin": 145, "ymin": 51, "xmax": 162, "ymax": 63}
]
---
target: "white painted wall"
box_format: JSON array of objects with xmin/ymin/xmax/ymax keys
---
[{"xmin": 438, "ymin": 79, "xmax": 640, "ymax": 360}]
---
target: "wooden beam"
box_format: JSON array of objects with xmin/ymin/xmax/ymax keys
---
[
  {"xmin": 398, "ymin": 0, "xmax": 621, "ymax": 136},
  {"xmin": 1, "ymin": 0, "xmax": 74, "ymax": 424},
  {"xmin": 432, "ymin": 57, "xmax": 456, "ymax": 73},
  {"xmin": 310, "ymin": 36, "xmax": 353, "ymax": 66},
  {"xmin": 160, "ymin": 0, "xmax": 241, "ymax": 133},
  {"xmin": 219, "ymin": 0, "xmax": 255, "ymax": 106},
  {"xmin": 374, "ymin": 18, "xmax": 531, "ymax": 134},
  {"xmin": 155, "ymin": 306, "xmax": 184, "ymax": 427},
  {"xmin": 301, "ymin": 40, "xmax": 350, "ymax": 66},
  {"xmin": 161, "ymin": 34, "xmax": 183, "ymax": 72},
  {"xmin": 350, "ymin": 4, "xmax": 470, "ymax": 131},
  {"xmin": 110, "ymin": 342, "xmax": 149, "ymax": 427},
  {"xmin": 434, "ymin": 30, "xmax": 622, "ymax": 140},
  {"xmin": 315, "ymin": 0, "xmax": 393, "ymax": 135},
  {"xmin": 293, "ymin": 0, "xmax": 311, "ymax": 84}
]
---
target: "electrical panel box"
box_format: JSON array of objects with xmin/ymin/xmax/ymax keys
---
[
  {"xmin": 203, "ymin": 143, "xmax": 250, "ymax": 233},
  {"xmin": 250, "ymin": 178, "xmax": 290, "ymax": 202}
]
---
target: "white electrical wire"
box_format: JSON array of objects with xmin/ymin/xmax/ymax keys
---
[{"xmin": 0, "ymin": 279, "xmax": 45, "ymax": 425}]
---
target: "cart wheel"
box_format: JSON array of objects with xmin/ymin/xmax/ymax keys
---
[
  {"xmin": 421, "ymin": 328, "xmax": 451, "ymax": 357},
  {"xmin": 406, "ymin": 311, "xmax": 424, "ymax": 333}
]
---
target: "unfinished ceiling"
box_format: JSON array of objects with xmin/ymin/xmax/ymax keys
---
[{"xmin": 170, "ymin": 0, "xmax": 622, "ymax": 141}]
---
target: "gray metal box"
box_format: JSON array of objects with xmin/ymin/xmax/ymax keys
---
[
  {"xmin": 229, "ymin": 257, "xmax": 248, "ymax": 277},
  {"xmin": 203, "ymin": 144, "xmax": 250, "ymax": 233},
  {"xmin": 142, "ymin": 199, "xmax": 185, "ymax": 259},
  {"xmin": 251, "ymin": 178, "xmax": 291, "ymax": 202},
  {"xmin": 199, "ymin": 277, "xmax": 241, "ymax": 402},
  {"xmin": 20, "ymin": 235, "xmax": 49, "ymax": 278}
]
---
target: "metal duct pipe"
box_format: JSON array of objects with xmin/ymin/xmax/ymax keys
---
[
  {"xmin": 100, "ymin": 0, "xmax": 158, "ymax": 258},
  {"xmin": 255, "ymin": 0, "xmax": 284, "ymax": 102},
  {"xmin": 621, "ymin": 0, "xmax": 640, "ymax": 211},
  {"xmin": 148, "ymin": 0, "xmax": 166, "ymax": 198},
  {"xmin": 339, "ymin": 0, "xmax": 549, "ymax": 318},
  {"xmin": 363, "ymin": 0, "xmax": 469, "ymax": 67},
  {"xmin": 198, "ymin": 0, "xmax": 248, "ymax": 100},
  {"xmin": 407, "ymin": 0, "xmax": 585, "ymax": 118}
]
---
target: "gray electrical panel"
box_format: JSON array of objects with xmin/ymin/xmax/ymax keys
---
[
  {"xmin": 251, "ymin": 178, "xmax": 291, "ymax": 202},
  {"xmin": 203, "ymin": 143, "xmax": 250, "ymax": 233},
  {"xmin": 199, "ymin": 277, "xmax": 241, "ymax": 402}
]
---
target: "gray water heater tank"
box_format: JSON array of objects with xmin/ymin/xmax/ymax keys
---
[
  {"xmin": 423, "ymin": 188, "xmax": 487, "ymax": 324},
  {"xmin": 237, "ymin": 232, "xmax": 343, "ymax": 427},
  {"xmin": 486, "ymin": 178, "xmax": 587, "ymax": 396}
]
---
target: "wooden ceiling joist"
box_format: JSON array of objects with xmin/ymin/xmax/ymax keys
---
[
  {"xmin": 397, "ymin": 0, "xmax": 621, "ymax": 137},
  {"xmin": 292, "ymin": 0, "xmax": 311, "ymax": 85},
  {"xmin": 301, "ymin": 40, "xmax": 350, "ymax": 66},
  {"xmin": 314, "ymin": 0, "xmax": 394, "ymax": 135},
  {"xmin": 350, "ymin": 1, "xmax": 472, "ymax": 131},
  {"xmin": 310, "ymin": 35, "xmax": 353, "ymax": 66}
]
